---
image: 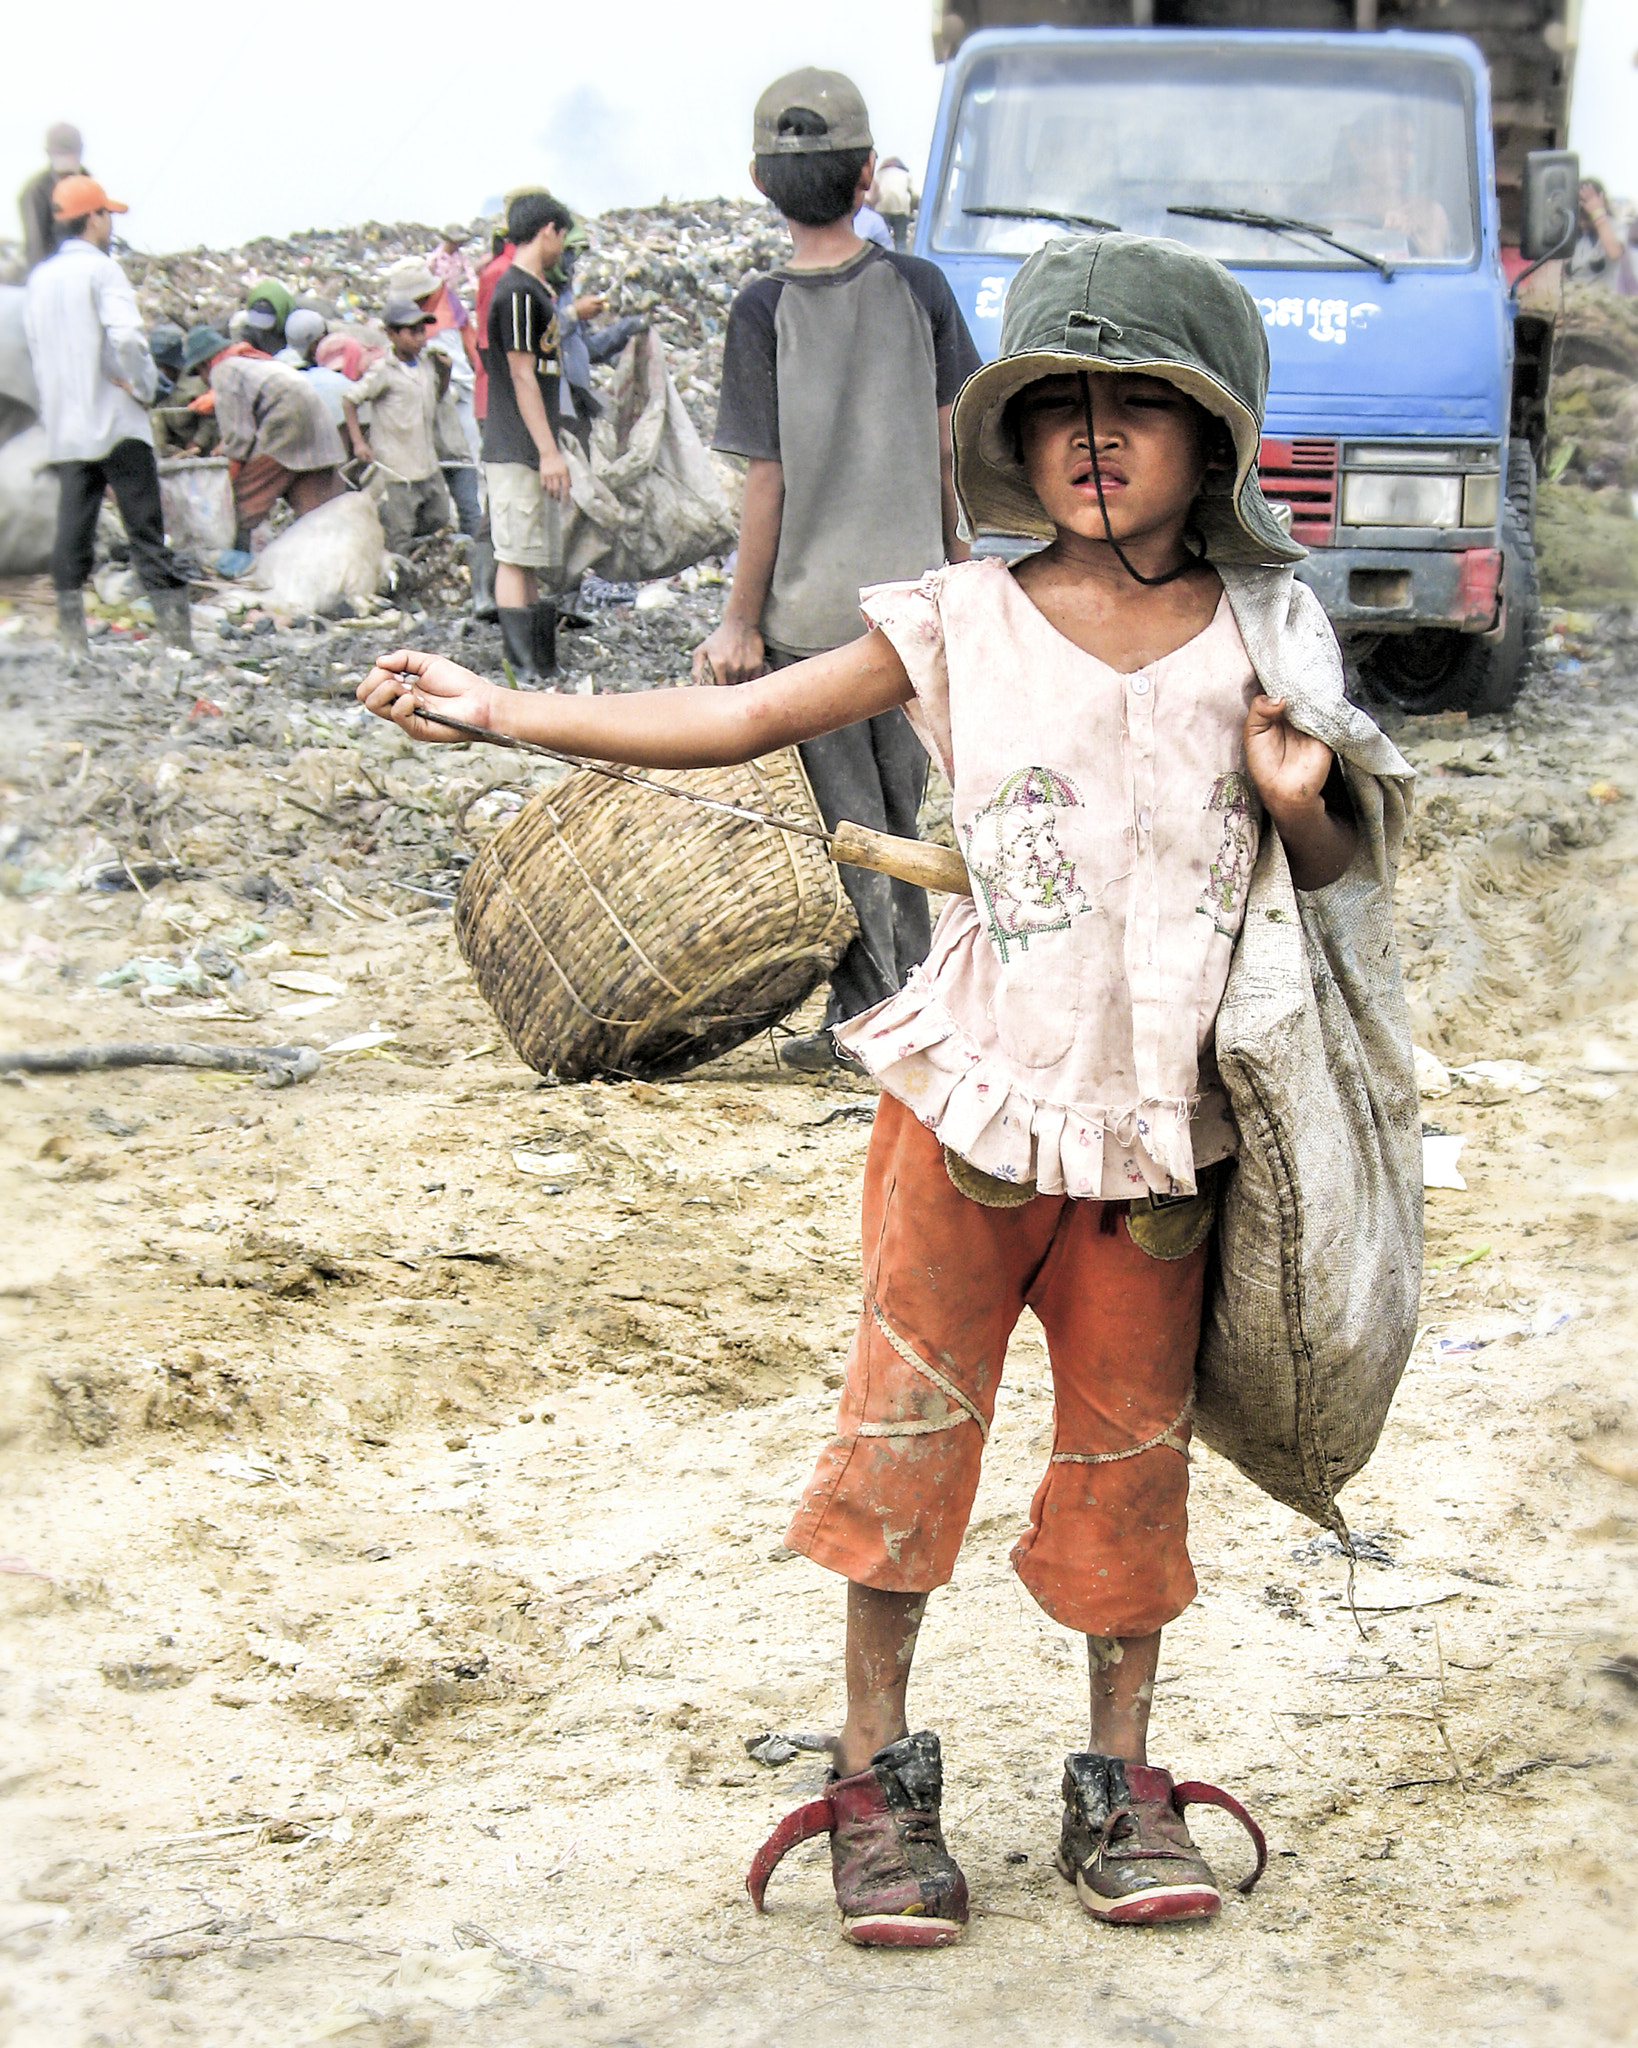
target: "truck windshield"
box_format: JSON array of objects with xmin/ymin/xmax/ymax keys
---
[{"xmin": 931, "ymin": 43, "xmax": 1477, "ymax": 268}]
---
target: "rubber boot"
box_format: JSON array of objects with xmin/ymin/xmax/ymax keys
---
[
  {"xmin": 497, "ymin": 606, "xmax": 540, "ymax": 683},
  {"xmin": 150, "ymin": 585, "xmax": 195, "ymax": 653},
  {"xmin": 469, "ymin": 537, "xmax": 498, "ymax": 622},
  {"xmin": 532, "ymin": 600, "xmax": 559, "ymax": 678},
  {"xmin": 56, "ymin": 587, "xmax": 89, "ymax": 655}
]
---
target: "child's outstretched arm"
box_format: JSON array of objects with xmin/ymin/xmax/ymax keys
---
[
  {"xmin": 355, "ymin": 629, "xmax": 914, "ymax": 770},
  {"xmin": 1244, "ymin": 695, "xmax": 1359, "ymax": 892}
]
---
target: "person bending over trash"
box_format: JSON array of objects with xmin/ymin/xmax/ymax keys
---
[
  {"xmin": 185, "ymin": 324, "xmax": 346, "ymax": 552},
  {"xmin": 357, "ymin": 235, "xmax": 1414, "ymax": 1949}
]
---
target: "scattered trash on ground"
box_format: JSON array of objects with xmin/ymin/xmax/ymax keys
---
[
  {"xmin": 743, "ymin": 1730, "xmax": 835, "ymax": 1767},
  {"xmin": 1422, "ymin": 1132, "xmax": 1467, "ymax": 1191},
  {"xmin": 1291, "ymin": 1529, "xmax": 1396, "ymax": 1568},
  {"xmin": 1448, "ymin": 1059, "xmax": 1547, "ymax": 1096},
  {"xmin": 1430, "ymin": 1303, "xmax": 1573, "ymax": 1361},
  {"xmin": 511, "ymin": 1149, "xmax": 580, "ymax": 1179}
]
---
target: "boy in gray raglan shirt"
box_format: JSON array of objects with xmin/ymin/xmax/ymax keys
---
[{"xmin": 694, "ymin": 69, "xmax": 979, "ymax": 1069}]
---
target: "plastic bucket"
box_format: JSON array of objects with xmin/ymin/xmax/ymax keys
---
[{"xmin": 158, "ymin": 457, "xmax": 235, "ymax": 554}]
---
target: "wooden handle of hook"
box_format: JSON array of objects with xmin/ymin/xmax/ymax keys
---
[{"xmin": 829, "ymin": 820, "xmax": 972, "ymax": 897}]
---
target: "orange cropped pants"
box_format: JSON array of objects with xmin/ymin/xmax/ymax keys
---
[{"xmin": 786, "ymin": 1094, "xmax": 1207, "ymax": 1639}]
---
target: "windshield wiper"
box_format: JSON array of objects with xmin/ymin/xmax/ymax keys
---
[
  {"xmin": 965, "ymin": 205, "xmax": 1121, "ymax": 233},
  {"xmin": 1166, "ymin": 205, "xmax": 1394, "ymax": 280}
]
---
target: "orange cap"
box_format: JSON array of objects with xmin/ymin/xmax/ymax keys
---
[{"xmin": 52, "ymin": 174, "xmax": 127, "ymax": 220}]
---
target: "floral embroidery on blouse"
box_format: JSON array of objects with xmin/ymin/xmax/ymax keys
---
[
  {"xmin": 836, "ymin": 561, "xmax": 1260, "ymax": 1199},
  {"xmin": 962, "ymin": 766, "xmax": 1089, "ymax": 965},
  {"xmin": 1197, "ymin": 770, "xmax": 1257, "ymax": 938}
]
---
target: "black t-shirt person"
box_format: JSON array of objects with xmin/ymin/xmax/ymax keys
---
[{"xmin": 480, "ymin": 265, "xmax": 562, "ymax": 466}]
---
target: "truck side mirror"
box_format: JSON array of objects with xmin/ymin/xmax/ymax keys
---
[{"xmin": 1520, "ymin": 150, "xmax": 1579, "ymax": 262}]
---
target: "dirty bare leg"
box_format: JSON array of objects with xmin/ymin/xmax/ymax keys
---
[
  {"xmin": 494, "ymin": 563, "xmax": 538, "ymax": 610},
  {"xmin": 837, "ymin": 1583, "xmax": 928, "ymax": 1777},
  {"xmin": 1087, "ymin": 1629, "xmax": 1162, "ymax": 1764}
]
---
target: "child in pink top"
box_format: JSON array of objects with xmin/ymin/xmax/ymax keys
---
[{"xmin": 358, "ymin": 234, "xmax": 1408, "ymax": 1949}]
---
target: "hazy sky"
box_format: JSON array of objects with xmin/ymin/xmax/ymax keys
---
[
  {"xmin": 2, "ymin": 0, "xmax": 946, "ymax": 253},
  {"xmin": 3, "ymin": 0, "xmax": 1634, "ymax": 255}
]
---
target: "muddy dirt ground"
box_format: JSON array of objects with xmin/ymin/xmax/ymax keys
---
[{"xmin": 0, "ymin": 579, "xmax": 1634, "ymax": 2047}]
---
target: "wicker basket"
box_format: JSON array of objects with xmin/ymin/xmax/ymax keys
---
[{"xmin": 454, "ymin": 749, "xmax": 857, "ymax": 1081}]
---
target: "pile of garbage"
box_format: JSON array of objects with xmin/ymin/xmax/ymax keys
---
[
  {"xmin": 114, "ymin": 198, "xmax": 789, "ymax": 445},
  {"xmin": 1539, "ymin": 285, "xmax": 1638, "ymax": 606},
  {"xmin": 1, "ymin": 198, "xmax": 790, "ymax": 589}
]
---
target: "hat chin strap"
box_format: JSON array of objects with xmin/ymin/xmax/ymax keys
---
[{"xmin": 1078, "ymin": 372, "xmax": 1202, "ymax": 588}]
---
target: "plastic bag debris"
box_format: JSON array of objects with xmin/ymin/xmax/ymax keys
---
[
  {"xmin": 1291, "ymin": 1528, "xmax": 1395, "ymax": 1567},
  {"xmin": 1449, "ymin": 1059, "xmax": 1546, "ymax": 1096},
  {"xmin": 97, "ymin": 956, "xmax": 211, "ymax": 996},
  {"xmin": 1413, "ymin": 1046, "xmax": 1451, "ymax": 1098},
  {"xmin": 1431, "ymin": 1303, "xmax": 1573, "ymax": 1361},
  {"xmin": 323, "ymin": 1029, "xmax": 396, "ymax": 1054},
  {"xmin": 1422, "ymin": 1133, "xmax": 1467, "ymax": 1191},
  {"xmin": 1433, "ymin": 1332, "xmax": 1493, "ymax": 1361},
  {"xmin": 744, "ymin": 1730, "xmax": 835, "ymax": 1767},
  {"xmin": 269, "ymin": 970, "xmax": 345, "ymax": 996},
  {"xmin": 204, "ymin": 1451, "xmax": 292, "ymax": 1489},
  {"xmin": 512, "ymin": 1148, "xmax": 580, "ymax": 1178}
]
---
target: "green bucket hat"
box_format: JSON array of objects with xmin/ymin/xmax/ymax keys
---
[{"xmin": 951, "ymin": 233, "xmax": 1303, "ymax": 566}]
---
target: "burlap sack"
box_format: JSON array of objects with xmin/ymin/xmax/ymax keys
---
[
  {"xmin": 1199, "ymin": 568, "xmax": 1423, "ymax": 1529},
  {"xmin": 560, "ymin": 330, "xmax": 736, "ymax": 583}
]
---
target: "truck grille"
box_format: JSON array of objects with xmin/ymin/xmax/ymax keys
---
[{"xmin": 1257, "ymin": 437, "xmax": 1338, "ymax": 546}]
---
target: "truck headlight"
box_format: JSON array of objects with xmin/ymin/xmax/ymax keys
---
[
  {"xmin": 1461, "ymin": 473, "xmax": 1500, "ymax": 526},
  {"xmin": 1342, "ymin": 473, "xmax": 1462, "ymax": 528}
]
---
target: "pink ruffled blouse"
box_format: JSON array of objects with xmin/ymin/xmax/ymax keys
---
[{"xmin": 834, "ymin": 557, "xmax": 1263, "ymax": 1200}]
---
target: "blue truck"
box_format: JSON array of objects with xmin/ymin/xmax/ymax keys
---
[{"xmin": 918, "ymin": 2, "xmax": 1579, "ymax": 713}]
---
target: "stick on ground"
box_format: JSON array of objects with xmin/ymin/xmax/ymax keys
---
[{"xmin": 0, "ymin": 1043, "xmax": 321, "ymax": 1086}]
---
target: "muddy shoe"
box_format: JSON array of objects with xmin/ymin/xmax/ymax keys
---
[
  {"xmin": 747, "ymin": 1731, "xmax": 968, "ymax": 1948},
  {"xmin": 1055, "ymin": 1752, "xmax": 1266, "ymax": 1926},
  {"xmin": 777, "ymin": 1029, "xmax": 845, "ymax": 1073}
]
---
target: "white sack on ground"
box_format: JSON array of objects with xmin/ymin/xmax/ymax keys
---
[
  {"xmin": 252, "ymin": 490, "xmax": 386, "ymax": 614},
  {"xmin": 0, "ymin": 425, "xmax": 58, "ymax": 575},
  {"xmin": 562, "ymin": 331, "xmax": 736, "ymax": 584},
  {"xmin": 0, "ymin": 288, "xmax": 40, "ymax": 413}
]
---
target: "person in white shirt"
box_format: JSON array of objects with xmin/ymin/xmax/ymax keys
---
[
  {"xmin": 23, "ymin": 174, "xmax": 191, "ymax": 653},
  {"xmin": 872, "ymin": 157, "xmax": 915, "ymax": 251}
]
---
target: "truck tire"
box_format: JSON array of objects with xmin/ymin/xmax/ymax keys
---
[
  {"xmin": 1507, "ymin": 441, "xmax": 1536, "ymax": 532},
  {"xmin": 1360, "ymin": 493, "xmax": 1538, "ymax": 716}
]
